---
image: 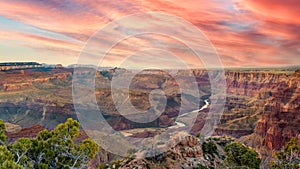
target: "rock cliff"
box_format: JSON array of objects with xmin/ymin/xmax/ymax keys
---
[
  {"xmin": 226, "ymin": 71, "xmax": 290, "ymax": 97},
  {"xmin": 252, "ymin": 69, "xmax": 300, "ymax": 151}
]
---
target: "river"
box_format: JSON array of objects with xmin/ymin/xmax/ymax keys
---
[{"xmin": 169, "ymin": 99, "xmax": 210, "ymax": 129}]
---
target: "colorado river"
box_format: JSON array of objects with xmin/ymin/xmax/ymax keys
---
[
  {"xmin": 169, "ymin": 99, "xmax": 210, "ymax": 129},
  {"xmin": 120, "ymin": 99, "xmax": 210, "ymax": 136}
]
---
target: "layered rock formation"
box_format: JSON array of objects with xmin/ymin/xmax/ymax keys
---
[
  {"xmin": 0, "ymin": 68, "xmax": 75, "ymax": 129},
  {"xmin": 252, "ymin": 69, "xmax": 300, "ymax": 151},
  {"xmin": 212, "ymin": 70, "xmax": 293, "ymax": 138},
  {"xmin": 226, "ymin": 71, "xmax": 290, "ymax": 97},
  {"xmin": 0, "ymin": 66, "xmax": 298, "ymax": 144},
  {"xmin": 0, "ymin": 69, "xmax": 72, "ymax": 92}
]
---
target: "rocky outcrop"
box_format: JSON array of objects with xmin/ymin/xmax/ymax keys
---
[
  {"xmin": 112, "ymin": 132, "xmax": 234, "ymax": 169},
  {"xmin": 5, "ymin": 122, "xmax": 22, "ymax": 133},
  {"xmin": 118, "ymin": 132, "xmax": 205, "ymax": 169}
]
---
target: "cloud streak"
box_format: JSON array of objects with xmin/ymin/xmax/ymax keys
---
[{"xmin": 0, "ymin": 0, "xmax": 299, "ymax": 67}]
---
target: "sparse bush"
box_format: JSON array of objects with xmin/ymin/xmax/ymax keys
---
[
  {"xmin": 223, "ymin": 142, "xmax": 261, "ymax": 169},
  {"xmin": 0, "ymin": 119, "xmax": 6, "ymax": 145},
  {"xmin": 96, "ymin": 163, "xmax": 107, "ymax": 169},
  {"xmin": 202, "ymin": 141, "xmax": 218, "ymax": 156},
  {"xmin": 194, "ymin": 164, "xmax": 208, "ymax": 169},
  {"xmin": 270, "ymin": 137, "xmax": 300, "ymax": 169}
]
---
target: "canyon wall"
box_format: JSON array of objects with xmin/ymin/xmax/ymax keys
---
[
  {"xmin": 253, "ymin": 69, "xmax": 300, "ymax": 151},
  {"xmin": 0, "ymin": 67, "xmax": 297, "ymax": 141},
  {"xmin": 225, "ymin": 71, "xmax": 290, "ymax": 97}
]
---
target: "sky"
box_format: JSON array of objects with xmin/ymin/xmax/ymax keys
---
[{"xmin": 0, "ymin": 0, "xmax": 299, "ymax": 68}]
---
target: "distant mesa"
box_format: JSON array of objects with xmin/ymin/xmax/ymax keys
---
[
  {"xmin": 0, "ymin": 62, "xmax": 64, "ymax": 71},
  {"xmin": 0, "ymin": 62, "xmax": 42, "ymax": 71}
]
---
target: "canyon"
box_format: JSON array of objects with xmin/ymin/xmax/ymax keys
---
[{"xmin": 0, "ymin": 66, "xmax": 299, "ymax": 164}]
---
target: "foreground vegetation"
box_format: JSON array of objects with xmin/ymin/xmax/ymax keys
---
[
  {"xmin": 1, "ymin": 117, "xmax": 299, "ymax": 169},
  {"xmin": 270, "ymin": 137, "xmax": 300, "ymax": 169},
  {"xmin": 0, "ymin": 119, "xmax": 98, "ymax": 169}
]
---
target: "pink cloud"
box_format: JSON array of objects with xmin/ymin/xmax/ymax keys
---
[
  {"xmin": 0, "ymin": 0, "xmax": 299, "ymax": 67},
  {"xmin": 240, "ymin": 0, "xmax": 300, "ymax": 24}
]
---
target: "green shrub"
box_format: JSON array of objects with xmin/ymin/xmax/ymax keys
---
[
  {"xmin": 202, "ymin": 141, "xmax": 218, "ymax": 156},
  {"xmin": 224, "ymin": 142, "xmax": 261, "ymax": 169},
  {"xmin": 0, "ymin": 118, "xmax": 99, "ymax": 169},
  {"xmin": 270, "ymin": 137, "xmax": 300, "ymax": 169}
]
